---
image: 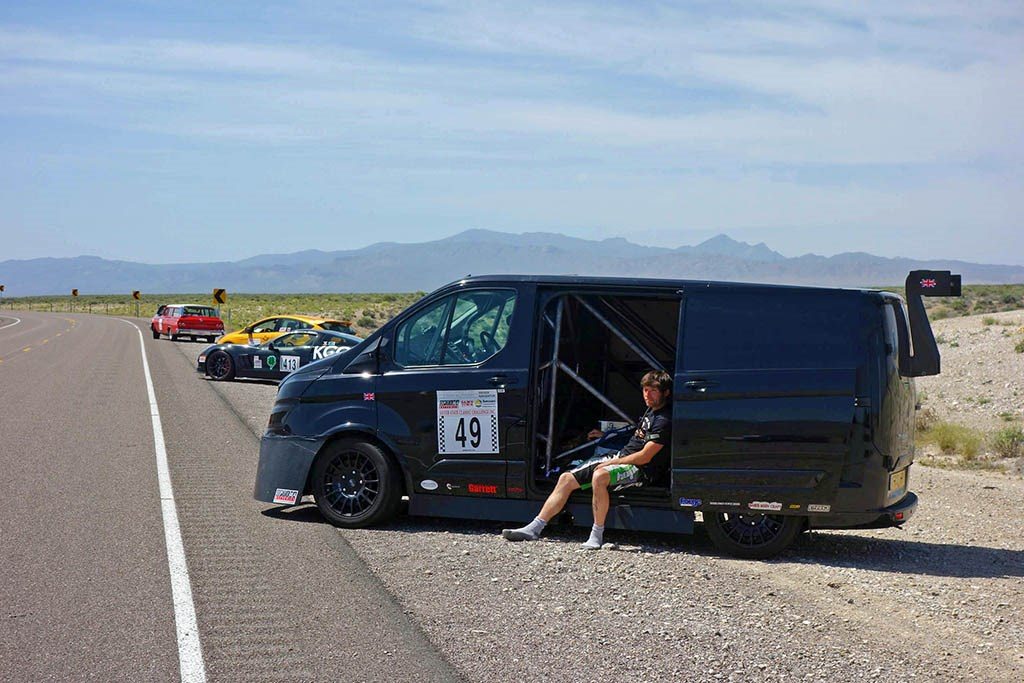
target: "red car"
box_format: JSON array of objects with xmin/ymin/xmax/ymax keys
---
[{"xmin": 151, "ymin": 304, "xmax": 225, "ymax": 342}]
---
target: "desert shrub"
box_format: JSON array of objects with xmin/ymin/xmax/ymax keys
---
[
  {"xmin": 1002, "ymin": 294, "xmax": 1019, "ymax": 305},
  {"xmin": 922, "ymin": 422, "xmax": 982, "ymax": 458},
  {"xmin": 992, "ymin": 427, "xmax": 1024, "ymax": 459},
  {"xmin": 915, "ymin": 406, "xmax": 939, "ymax": 432},
  {"xmin": 930, "ymin": 307, "xmax": 952, "ymax": 321},
  {"xmin": 1016, "ymin": 339, "xmax": 1024, "ymax": 354},
  {"xmin": 357, "ymin": 316, "xmax": 374, "ymax": 327},
  {"xmin": 982, "ymin": 316, "xmax": 998, "ymax": 326}
]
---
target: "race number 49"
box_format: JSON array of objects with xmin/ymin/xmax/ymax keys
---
[
  {"xmin": 437, "ymin": 390, "xmax": 499, "ymax": 454},
  {"xmin": 455, "ymin": 417, "xmax": 482, "ymax": 449}
]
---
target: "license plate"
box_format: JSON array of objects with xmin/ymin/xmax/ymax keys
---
[{"xmin": 888, "ymin": 468, "xmax": 907, "ymax": 496}]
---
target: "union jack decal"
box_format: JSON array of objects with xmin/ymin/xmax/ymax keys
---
[
  {"xmin": 920, "ymin": 278, "xmax": 937, "ymax": 288},
  {"xmin": 364, "ymin": 392, "xmax": 375, "ymax": 401}
]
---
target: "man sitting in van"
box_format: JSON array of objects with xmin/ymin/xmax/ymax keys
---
[{"xmin": 502, "ymin": 370, "xmax": 672, "ymax": 549}]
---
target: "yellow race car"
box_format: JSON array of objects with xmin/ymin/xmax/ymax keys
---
[{"xmin": 218, "ymin": 315, "xmax": 355, "ymax": 345}]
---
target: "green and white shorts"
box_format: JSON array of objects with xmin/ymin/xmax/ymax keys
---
[{"xmin": 571, "ymin": 455, "xmax": 644, "ymax": 491}]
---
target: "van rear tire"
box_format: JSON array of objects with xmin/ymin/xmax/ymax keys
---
[
  {"xmin": 311, "ymin": 439, "xmax": 401, "ymax": 528},
  {"xmin": 704, "ymin": 511, "xmax": 803, "ymax": 559}
]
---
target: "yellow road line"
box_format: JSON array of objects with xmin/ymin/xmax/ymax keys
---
[{"xmin": 22, "ymin": 347, "xmax": 31, "ymax": 352}]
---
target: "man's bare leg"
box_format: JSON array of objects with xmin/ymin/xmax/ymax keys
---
[
  {"xmin": 502, "ymin": 472, "xmax": 580, "ymax": 541},
  {"xmin": 582, "ymin": 468, "xmax": 611, "ymax": 549}
]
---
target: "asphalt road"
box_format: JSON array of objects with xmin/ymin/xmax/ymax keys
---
[{"xmin": 0, "ymin": 312, "xmax": 461, "ymax": 683}]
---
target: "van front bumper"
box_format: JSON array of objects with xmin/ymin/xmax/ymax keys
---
[
  {"xmin": 253, "ymin": 433, "xmax": 324, "ymax": 503},
  {"xmin": 809, "ymin": 491, "xmax": 918, "ymax": 530}
]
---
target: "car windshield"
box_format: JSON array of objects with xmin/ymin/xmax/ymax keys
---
[
  {"xmin": 318, "ymin": 321, "xmax": 355, "ymax": 333},
  {"xmin": 273, "ymin": 332, "xmax": 318, "ymax": 348},
  {"xmin": 182, "ymin": 306, "xmax": 216, "ymax": 317}
]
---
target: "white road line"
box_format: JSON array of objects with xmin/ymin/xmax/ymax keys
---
[
  {"xmin": 120, "ymin": 320, "xmax": 207, "ymax": 683},
  {"xmin": 0, "ymin": 316, "xmax": 21, "ymax": 330}
]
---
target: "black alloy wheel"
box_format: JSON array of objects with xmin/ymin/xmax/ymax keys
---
[
  {"xmin": 205, "ymin": 350, "xmax": 235, "ymax": 381},
  {"xmin": 311, "ymin": 439, "xmax": 400, "ymax": 528},
  {"xmin": 151, "ymin": 326, "xmax": 160, "ymax": 339},
  {"xmin": 704, "ymin": 511, "xmax": 804, "ymax": 560}
]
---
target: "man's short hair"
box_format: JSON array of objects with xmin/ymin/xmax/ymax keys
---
[{"xmin": 641, "ymin": 370, "xmax": 672, "ymax": 393}]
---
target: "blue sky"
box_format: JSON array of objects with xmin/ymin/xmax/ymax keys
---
[{"xmin": 2, "ymin": 1, "xmax": 1022, "ymax": 265}]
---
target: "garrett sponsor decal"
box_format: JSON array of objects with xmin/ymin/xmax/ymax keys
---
[
  {"xmin": 808, "ymin": 504, "xmax": 831, "ymax": 513},
  {"xmin": 748, "ymin": 501, "xmax": 783, "ymax": 512},
  {"xmin": 677, "ymin": 497, "xmax": 702, "ymax": 508},
  {"xmin": 273, "ymin": 488, "xmax": 299, "ymax": 505},
  {"xmin": 467, "ymin": 483, "xmax": 498, "ymax": 494},
  {"xmin": 708, "ymin": 501, "xmax": 741, "ymax": 507}
]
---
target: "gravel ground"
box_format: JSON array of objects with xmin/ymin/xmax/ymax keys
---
[
  {"xmin": 916, "ymin": 309, "xmax": 1024, "ymax": 433},
  {"xmin": 174, "ymin": 336, "xmax": 1024, "ymax": 682},
  {"xmin": 338, "ymin": 462, "xmax": 1024, "ymax": 682}
]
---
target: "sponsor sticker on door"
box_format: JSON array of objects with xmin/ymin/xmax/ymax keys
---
[
  {"xmin": 748, "ymin": 501, "xmax": 783, "ymax": 512},
  {"xmin": 273, "ymin": 488, "xmax": 299, "ymax": 505},
  {"xmin": 437, "ymin": 389, "xmax": 499, "ymax": 454}
]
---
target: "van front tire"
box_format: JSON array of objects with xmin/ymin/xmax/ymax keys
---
[
  {"xmin": 311, "ymin": 439, "xmax": 401, "ymax": 528},
  {"xmin": 704, "ymin": 511, "xmax": 803, "ymax": 559}
]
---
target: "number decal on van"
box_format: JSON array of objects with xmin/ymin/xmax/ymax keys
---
[{"xmin": 437, "ymin": 389, "xmax": 499, "ymax": 454}]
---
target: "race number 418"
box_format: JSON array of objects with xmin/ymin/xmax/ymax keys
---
[{"xmin": 437, "ymin": 389, "xmax": 499, "ymax": 455}]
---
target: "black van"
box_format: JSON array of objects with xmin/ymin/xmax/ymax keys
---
[{"xmin": 254, "ymin": 270, "xmax": 960, "ymax": 558}]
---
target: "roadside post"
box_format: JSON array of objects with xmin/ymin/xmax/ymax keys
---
[
  {"xmin": 213, "ymin": 288, "xmax": 227, "ymax": 318},
  {"xmin": 133, "ymin": 290, "xmax": 141, "ymax": 318},
  {"xmin": 71, "ymin": 288, "xmax": 78, "ymax": 312}
]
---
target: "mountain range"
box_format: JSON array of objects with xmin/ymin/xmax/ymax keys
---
[{"xmin": 2, "ymin": 230, "xmax": 1022, "ymax": 296}]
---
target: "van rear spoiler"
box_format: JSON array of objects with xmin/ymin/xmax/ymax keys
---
[{"xmin": 900, "ymin": 270, "xmax": 962, "ymax": 377}]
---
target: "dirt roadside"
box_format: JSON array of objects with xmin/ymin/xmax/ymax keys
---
[
  {"xmin": 916, "ymin": 309, "xmax": 1024, "ymax": 435},
  {"xmin": 172, "ymin": 326, "xmax": 1024, "ymax": 682}
]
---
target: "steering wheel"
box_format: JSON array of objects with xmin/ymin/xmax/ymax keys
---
[
  {"xmin": 446, "ymin": 337, "xmax": 472, "ymax": 363},
  {"xmin": 478, "ymin": 330, "xmax": 499, "ymax": 356}
]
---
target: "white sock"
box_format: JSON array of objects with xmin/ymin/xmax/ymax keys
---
[
  {"xmin": 582, "ymin": 524, "xmax": 604, "ymax": 549},
  {"xmin": 525, "ymin": 517, "xmax": 547, "ymax": 536}
]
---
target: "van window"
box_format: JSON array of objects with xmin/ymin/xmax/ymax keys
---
[
  {"xmin": 683, "ymin": 290, "xmax": 858, "ymax": 370},
  {"xmin": 394, "ymin": 297, "xmax": 453, "ymax": 366},
  {"xmin": 393, "ymin": 289, "xmax": 517, "ymax": 367}
]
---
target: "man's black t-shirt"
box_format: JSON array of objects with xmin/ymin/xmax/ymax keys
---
[{"xmin": 620, "ymin": 405, "xmax": 672, "ymax": 484}]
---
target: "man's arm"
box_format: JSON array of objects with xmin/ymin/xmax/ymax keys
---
[{"xmin": 600, "ymin": 441, "xmax": 663, "ymax": 468}]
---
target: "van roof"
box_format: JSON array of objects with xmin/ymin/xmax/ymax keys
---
[{"xmin": 445, "ymin": 274, "xmax": 882, "ymax": 295}]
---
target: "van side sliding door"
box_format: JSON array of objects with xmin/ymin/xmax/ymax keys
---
[{"xmin": 673, "ymin": 288, "xmax": 860, "ymax": 513}]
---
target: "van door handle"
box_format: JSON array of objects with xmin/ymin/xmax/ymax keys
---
[
  {"xmin": 684, "ymin": 379, "xmax": 718, "ymax": 393},
  {"xmin": 488, "ymin": 375, "xmax": 518, "ymax": 386}
]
